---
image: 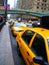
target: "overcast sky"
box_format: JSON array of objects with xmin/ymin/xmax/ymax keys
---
[{"xmin": 8, "ymin": 0, "xmax": 14, "ymax": 8}]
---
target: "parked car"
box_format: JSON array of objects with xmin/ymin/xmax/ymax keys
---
[
  {"xmin": 25, "ymin": 23, "xmax": 33, "ymax": 28},
  {"xmin": 32, "ymin": 21, "xmax": 40, "ymax": 27},
  {"xmin": 16, "ymin": 27, "xmax": 49, "ymax": 65},
  {"xmin": 0, "ymin": 15, "xmax": 4, "ymax": 31},
  {"xmin": 8, "ymin": 19, "xmax": 14, "ymax": 26},
  {"xmin": 11, "ymin": 22, "xmax": 27, "ymax": 36}
]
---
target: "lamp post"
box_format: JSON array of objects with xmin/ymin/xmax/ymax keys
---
[{"xmin": 5, "ymin": 0, "xmax": 7, "ymax": 22}]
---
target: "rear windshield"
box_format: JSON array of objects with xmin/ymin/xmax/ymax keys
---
[{"xmin": 14, "ymin": 23, "xmax": 26, "ymax": 27}]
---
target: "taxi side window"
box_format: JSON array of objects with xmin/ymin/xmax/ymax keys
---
[
  {"xmin": 22, "ymin": 30, "xmax": 35, "ymax": 45},
  {"xmin": 31, "ymin": 34, "xmax": 47, "ymax": 61}
]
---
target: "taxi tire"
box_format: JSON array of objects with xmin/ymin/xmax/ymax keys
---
[
  {"xmin": 11, "ymin": 30, "xmax": 15, "ymax": 37},
  {"xmin": 17, "ymin": 42, "xmax": 21, "ymax": 57}
]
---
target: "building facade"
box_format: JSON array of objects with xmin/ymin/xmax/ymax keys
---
[
  {"xmin": 0, "ymin": 0, "xmax": 9, "ymax": 9},
  {"xmin": 14, "ymin": 0, "xmax": 49, "ymax": 21},
  {"xmin": 0, "ymin": 0, "xmax": 5, "ymax": 6},
  {"xmin": 0, "ymin": 0, "xmax": 7, "ymax": 6},
  {"xmin": 14, "ymin": 0, "xmax": 18, "ymax": 9},
  {"xmin": 32, "ymin": 0, "xmax": 49, "ymax": 12},
  {"xmin": 14, "ymin": 0, "xmax": 22, "ymax": 9},
  {"xmin": 17, "ymin": 0, "xmax": 49, "ymax": 12},
  {"xmin": 17, "ymin": 0, "xmax": 22, "ymax": 9}
]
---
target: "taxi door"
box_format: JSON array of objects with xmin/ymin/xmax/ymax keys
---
[
  {"xmin": 26, "ymin": 33, "xmax": 48, "ymax": 65},
  {"xmin": 20, "ymin": 30, "xmax": 36, "ymax": 65}
]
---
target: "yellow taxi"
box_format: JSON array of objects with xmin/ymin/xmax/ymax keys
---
[
  {"xmin": 11, "ymin": 22, "xmax": 27, "ymax": 36},
  {"xmin": 8, "ymin": 19, "xmax": 14, "ymax": 25},
  {"xmin": 16, "ymin": 27, "xmax": 49, "ymax": 65}
]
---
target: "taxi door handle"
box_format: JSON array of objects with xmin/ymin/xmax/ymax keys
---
[
  {"xmin": 19, "ymin": 40, "xmax": 21, "ymax": 42},
  {"xmin": 27, "ymin": 52, "xmax": 30, "ymax": 56}
]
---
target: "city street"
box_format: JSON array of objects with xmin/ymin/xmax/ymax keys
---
[
  {"xmin": 9, "ymin": 26, "xmax": 25, "ymax": 65},
  {"xmin": 0, "ymin": 0, "xmax": 49, "ymax": 65},
  {"xmin": 0, "ymin": 23, "xmax": 25, "ymax": 65}
]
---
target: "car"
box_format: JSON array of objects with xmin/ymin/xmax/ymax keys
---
[
  {"xmin": 16, "ymin": 27, "xmax": 49, "ymax": 65},
  {"xmin": 8, "ymin": 19, "xmax": 14, "ymax": 26},
  {"xmin": 11, "ymin": 22, "xmax": 27, "ymax": 36},
  {"xmin": 32, "ymin": 21, "xmax": 40, "ymax": 27},
  {"xmin": 25, "ymin": 23, "xmax": 33, "ymax": 28}
]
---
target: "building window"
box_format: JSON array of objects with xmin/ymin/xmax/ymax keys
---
[
  {"xmin": 42, "ymin": 0, "xmax": 47, "ymax": 2},
  {"xmin": 43, "ymin": 0, "xmax": 44, "ymax": 2},
  {"xmin": 45, "ymin": 0, "xmax": 47, "ymax": 2},
  {"xmin": 37, "ymin": 6, "xmax": 39, "ymax": 9},
  {"xmin": 42, "ymin": 3, "xmax": 44, "ymax": 6},
  {"xmin": 37, "ymin": 2, "xmax": 39, "ymax": 5},
  {"xmin": 37, "ymin": 0, "xmax": 40, "ymax": 1},
  {"xmin": 45, "ymin": 4, "xmax": 46, "ymax": 6},
  {"xmin": 41, "ymin": 7, "xmax": 43, "ymax": 9},
  {"xmin": 44, "ymin": 8, "xmax": 46, "ymax": 10},
  {"xmin": 48, "ymin": 8, "xmax": 49, "ymax": 10},
  {"xmin": 42, "ymin": 11, "xmax": 44, "ymax": 12}
]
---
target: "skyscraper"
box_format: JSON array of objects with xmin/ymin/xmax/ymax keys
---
[
  {"xmin": 14, "ymin": 0, "xmax": 20, "ymax": 9},
  {"xmin": 14, "ymin": 0, "xmax": 49, "ymax": 20}
]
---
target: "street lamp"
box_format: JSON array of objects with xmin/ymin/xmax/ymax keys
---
[{"xmin": 5, "ymin": 0, "xmax": 7, "ymax": 22}]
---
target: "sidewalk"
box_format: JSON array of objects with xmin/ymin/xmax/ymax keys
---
[{"xmin": 0, "ymin": 23, "xmax": 14, "ymax": 65}]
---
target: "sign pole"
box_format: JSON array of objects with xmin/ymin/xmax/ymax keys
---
[{"xmin": 5, "ymin": 0, "xmax": 7, "ymax": 22}]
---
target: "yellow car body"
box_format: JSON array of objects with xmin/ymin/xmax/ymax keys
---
[
  {"xmin": 16, "ymin": 27, "xmax": 49, "ymax": 65},
  {"xmin": 8, "ymin": 19, "xmax": 14, "ymax": 25},
  {"xmin": 11, "ymin": 26, "xmax": 28, "ymax": 36}
]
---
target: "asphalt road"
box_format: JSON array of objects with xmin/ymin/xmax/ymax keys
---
[{"xmin": 9, "ymin": 28, "xmax": 25, "ymax": 65}]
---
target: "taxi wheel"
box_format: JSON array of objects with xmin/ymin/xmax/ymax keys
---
[
  {"xmin": 17, "ymin": 43, "xmax": 21, "ymax": 57},
  {"xmin": 11, "ymin": 31, "xmax": 15, "ymax": 37},
  {"xmin": 12, "ymin": 33, "xmax": 15, "ymax": 37}
]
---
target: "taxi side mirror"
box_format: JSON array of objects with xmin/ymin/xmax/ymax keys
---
[
  {"xmin": 33, "ymin": 56, "xmax": 43, "ymax": 64},
  {"xmin": 33, "ymin": 56, "xmax": 48, "ymax": 65}
]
